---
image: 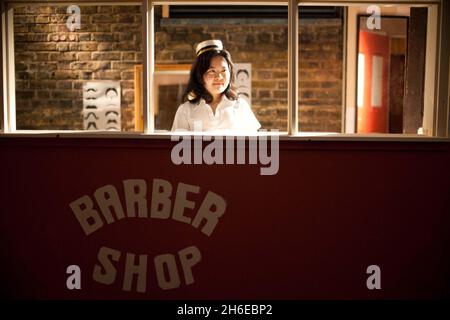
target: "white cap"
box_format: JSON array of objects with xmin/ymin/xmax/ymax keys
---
[{"xmin": 195, "ymin": 39, "xmax": 223, "ymax": 56}]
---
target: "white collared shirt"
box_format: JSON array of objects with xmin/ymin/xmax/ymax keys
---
[{"xmin": 171, "ymin": 96, "xmax": 261, "ymax": 132}]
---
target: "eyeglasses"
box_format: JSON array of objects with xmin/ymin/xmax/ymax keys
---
[{"xmin": 205, "ymin": 69, "xmax": 230, "ymax": 78}]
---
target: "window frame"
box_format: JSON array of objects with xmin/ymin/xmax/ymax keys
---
[
  {"xmin": 1, "ymin": 0, "xmax": 449, "ymax": 139},
  {"xmin": 1, "ymin": 0, "xmax": 143, "ymax": 133}
]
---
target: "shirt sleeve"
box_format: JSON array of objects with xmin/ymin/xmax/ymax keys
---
[
  {"xmin": 238, "ymin": 98, "xmax": 261, "ymax": 131},
  {"xmin": 171, "ymin": 104, "xmax": 190, "ymax": 132}
]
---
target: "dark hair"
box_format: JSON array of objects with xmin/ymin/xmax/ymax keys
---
[{"xmin": 183, "ymin": 49, "xmax": 238, "ymax": 104}]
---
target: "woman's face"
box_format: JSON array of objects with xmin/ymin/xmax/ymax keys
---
[{"xmin": 202, "ymin": 55, "xmax": 230, "ymax": 99}]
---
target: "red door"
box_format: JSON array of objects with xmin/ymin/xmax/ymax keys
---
[{"xmin": 357, "ymin": 30, "xmax": 390, "ymax": 133}]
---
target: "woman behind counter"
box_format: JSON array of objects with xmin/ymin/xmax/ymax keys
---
[{"xmin": 171, "ymin": 40, "xmax": 261, "ymax": 132}]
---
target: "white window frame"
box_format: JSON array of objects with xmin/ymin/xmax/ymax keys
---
[
  {"xmin": 1, "ymin": 0, "xmax": 143, "ymax": 133},
  {"xmin": 343, "ymin": 1, "xmax": 448, "ymax": 137},
  {"xmin": 1, "ymin": 0, "xmax": 449, "ymax": 139},
  {"xmin": 145, "ymin": 0, "xmax": 295, "ymax": 135}
]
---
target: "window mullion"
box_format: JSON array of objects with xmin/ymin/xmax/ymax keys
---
[
  {"xmin": 1, "ymin": 1, "xmax": 5, "ymax": 132},
  {"xmin": 436, "ymin": 0, "xmax": 450, "ymax": 138},
  {"xmin": 145, "ymin": 0, "xmax": 155, "ymax": 134},
  {"xmin": 288, "ymin": 0, "xmax": 298, "ymax": 135},
  {"xmin": 3, "ymin": 4, "xmax": 16, "ymax": 132}
]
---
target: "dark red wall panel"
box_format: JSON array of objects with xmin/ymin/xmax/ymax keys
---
[{"xmin": 1, "ymin": 137, "xmax": 449, "ymax": 299}]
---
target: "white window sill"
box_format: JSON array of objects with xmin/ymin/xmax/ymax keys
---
[{"xmin": 0, "ymin": 130, "xmax": 448, "ymax": 142}]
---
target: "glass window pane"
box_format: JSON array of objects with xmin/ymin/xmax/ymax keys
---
[
  {"xmin": 297, "ymin": 3, "xmax": 436, "ymax": 135},
  {"xmin": 298, "ymin": 6, "xmax": 344, "ymax": 133},
  {"xmin": 154, "ymin": 5, "xmax": 288, "ymax": 132},
  {"xmin": 13, "ymin": 4, "xmax": 143, "ymax": 131}
]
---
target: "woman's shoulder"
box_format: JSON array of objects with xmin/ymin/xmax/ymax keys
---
[
  {"xmin": 234, "ymin": 96, "xmax": 251, "ymax": 109},
  {"xmin": 176, "ymin": 100, "xmax": 200, "ymax": 113},
  {"xmin": 178, "ymin": 100, "xmax": 192, "ymax": 108}
]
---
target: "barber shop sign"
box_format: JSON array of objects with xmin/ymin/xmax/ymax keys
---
[{"xmin": 67, "ymin": 178, "xmax": 226, "ymax": 293}]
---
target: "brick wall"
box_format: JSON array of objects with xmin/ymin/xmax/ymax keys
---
[
  {"xmin": 14, "ymin": 5, "xmax": 143, "ymax": 130},
  {"xmin": 299, "ymin": 19, "xmax": 343, "ymax": 132}
]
